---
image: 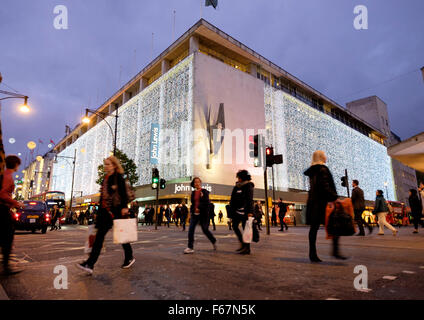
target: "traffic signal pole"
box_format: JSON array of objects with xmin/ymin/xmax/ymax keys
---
[
  {"xmin": 264, "ymin": 166, "xmax": 270, "ymax": 235},
  {"xmin": 154, "ymin": 187, "xmax": 159, "ymax": 230}
]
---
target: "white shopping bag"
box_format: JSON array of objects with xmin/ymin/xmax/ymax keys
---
[
  {"xmin": 242, "ymin": 217, "xmax": 254, "ymax": 244},
  {"xmin": 113, "ymin": 218, "xmax": 138, "ymax": 244},
  {"xmin": 84, "ymin": 225, "xmax": 106, "ymax": 254}
]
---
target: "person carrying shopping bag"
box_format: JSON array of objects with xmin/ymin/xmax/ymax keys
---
[
  {"xmin": 230, "ymin": 170, "xmax": 255, "ymax": 255},
  {"xmin": 183, "ymin": 177, "xmax": 217, "ymax": 254},
  {"xmin": 77, "ymin": 156, "xmax": 135, "ymax": 275},
  {"xmin": 372, "ymin": 190, "xmax": 397, "ymax": 236}
]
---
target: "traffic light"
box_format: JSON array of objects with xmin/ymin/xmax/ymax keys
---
[
  {"xmin": 249, "ymin": 134, "xmax": 262, "ymax": 167},
  {"xmin": 341, "ymin": 176, "xmax": 348, "ymax": 187},
  {"xmin": 160, "ymin": 178, "xmax": 166, "ymax": 190},
  {"xmin": 152, "ymin": 168, "xmax": 159, "ymax": 189},
  {"xmin": 266, "ymin": 146, "xmax": 274, "ymax": 167}
]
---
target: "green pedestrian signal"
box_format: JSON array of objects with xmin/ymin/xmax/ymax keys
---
[{"xmin": 160, "ymin": 178, "xmax": 166, "ymax": 190}]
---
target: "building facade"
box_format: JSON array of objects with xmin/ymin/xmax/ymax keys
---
[
  {"xmin": 50, "ymin": 20, "xmax": 395, "ymax": 222},
  {"xmin": 22, "ymin": 152, "xmax": 55, "ymax": 199},
  {"xmin": 346, "ymin": 95, "xmax": 417, "ymax": 203}
]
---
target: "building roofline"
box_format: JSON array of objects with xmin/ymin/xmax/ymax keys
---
[{"xmin": 54, "ymin": 19, "xmax": 386, "ymax": 151}]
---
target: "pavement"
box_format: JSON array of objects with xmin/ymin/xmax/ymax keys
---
[{"xmin": 1, "ymin": 223, "xmax": 424, "ymax": 300}]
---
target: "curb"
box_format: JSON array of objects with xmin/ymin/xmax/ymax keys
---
[{"xmin": 0, "ymin": 283, "xmax": 9, "ymax": 300}]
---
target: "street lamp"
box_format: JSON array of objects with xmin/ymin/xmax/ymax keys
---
[
  {"xmin": 0, "ymin": 90, "xmax": 30, "ymax": 112},
  {"xmin": 82, "ymin": 108, "xmax": 118, "ymax": 156}
]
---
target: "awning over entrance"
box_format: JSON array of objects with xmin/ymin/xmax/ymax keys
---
[{"xmin": 388, "ymin": 132, "xmax": 424, "ymax": 172}]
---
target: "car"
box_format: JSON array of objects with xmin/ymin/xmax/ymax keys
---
[{"xmin": 14, "ymin": 201, "xmax": 51, "ymax": 234}]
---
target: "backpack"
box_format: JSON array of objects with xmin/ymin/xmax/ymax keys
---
[{"xmin": 327, "ymin": 201, "xmax": 355, "ymax": 236}]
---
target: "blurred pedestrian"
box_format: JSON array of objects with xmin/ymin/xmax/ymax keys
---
[
  {"xmin": 254, "ymin": 201, "xmax": 263, "ymax": 231},
  {"xmin": 271, "ymin": 205, "xmax": 277, "ymax": 227},
  {"xmin": 50, "ymin": 205, "xmax": 61, "ymax": 231},
  {"xmin": 218, "ymin": 210, "xmax": 223, "ymax": 223},
  {"xmin": 351, "ymin": 179, "xmax": 372, "ymax": 236},
  {"xmin": 77, "ymin": 155, "xmax": 135, "ymax": 275},
  {"xmin": 0, "ymin": 155, "xmax": 24, "ymax": 275},
  {"xmin": 181, "ymin": 201, "xmax": 188, "ymax": 231},
  {"xmin": 278, "ymin": 198, "xmax": 288, "ymax": 231},
  {"xmin": 229, "ymin": 170, "xmax": 255, "ymax": 255},
  {"xmin": 158, "ymin": 205, "xmax": 164, "ymax": 226},
  {"xmin": 409, "ymin": 189, "xmax": 423, "ymax": 234},
  {"xmin": 209, "ymin": 203, "xmax": 216, "ymax": 231},
  {"xmin": 174, "ymin": 204, "xmax": 182, "ymax": 227},
  {"xmin": 165, "ymin": 205, "xmax": 171, "ymax": 228},
  {"xmin": 225, "ymin": 205, "xmax": 232, "ymax": 230},
  {"xmin": 372, "ymin": 190, "xmax": 397, "ymax": 236},
  {"xmin": 183, "ymin": 177, "xmax": 216, "ymax": 254},
  {"xmin": 304, "ymin": 150, "xmax": 341, "ymax": 262}
]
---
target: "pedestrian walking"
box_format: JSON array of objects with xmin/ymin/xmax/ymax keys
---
[
  {"xmin": 254, "ymin": 201, "xmax": 263, "ymax": 230},
  {"xmin": 77, "ymin": 155, "xmax": 135, "ymax": 275},
  {"xmin": 271, "ymin": 205, "xmax": 277, "ymax": 227},
  {"xmin": 183, "ymin": 177, "xmax": 216, "ymax": 254},
  {"xmin": 409, "ymin": 189, "xmax": 423, "ymax": 234},
  {"xmin": 158, "ymin": 205, "xmax": 164, "ymax": 226},
  {"xmin": 209, "ymin": 203, "xmax": 216, "ymax": 231},
  {"xmin": 229, "ymin": 170, "xmax": 255, "ymax": 255},
  {"xmin": 372, "ymin": 190, "xmax": 397, "ymax": 236},
  {"xmin": 304, "ymin": 150, "xmax": 343, "ymax": 262},
  {"xmin": 0, "ymin": 155, "xmax": 24, "ymax": 275},
  {"xmin": 50, "ymin": 205, "xmax": 61, "ymax": 231},
  {"xmin": 181, "ymin": 201, "xmax": 188, "ymax": 231},
  {"xmin": 225, "ymin": 205, "xmax": 233, "ymax": 230},
  {"xmin": 418, "ymin": 182, "xmax": 424, "ymax": 217},
  {"xmin": 351, "ymin": 180, "xmax": 372, "ymax": 236},
  {"xmin": 165, "ymin": 205, "xmax": 172, "ymax": 228},
  {"xmin": 174, "ymin": 204, "xmax": 182, "ymax": 227},
  {"xmin": 278, "ymin": 198, "xmax": 288, "ymax": 231},
  {"xmin": 218, "ymin": 210, "xmax": 223, "ymax": 223}
]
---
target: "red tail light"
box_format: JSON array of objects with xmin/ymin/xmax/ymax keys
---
[
  {"xmin": 15, "ymin": 213, "xmax": 20, "ymax": 221},
  {"xmin": 45, "ymin": 213, "xmax": 50, "ymax": 222}
]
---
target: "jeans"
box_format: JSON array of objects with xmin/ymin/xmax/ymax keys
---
[
  {"xmin": 279, "ymin": 215, "xmax": 288, "ymax": 230},
  {"xmin": 376, "ymin": 212, "xmax": 396, "ymax": 234},
  {"xmin": 232, "ymin": 214, "xmax": 247, "ymax": 244},
  {"xmin": 412, "ymin": 214, "xmax": 421, "ymax": 230},
  {"xmin": 210, "ymin": 217, "xmax": 216, "ymax": 230},
  {"xmin": 0, "ymin": 206, "xmax": 14, "ymax": 270},
  {"xmin": 86, "ymin": 209, "xmax": 133, "ymax": 268},
  {"xmin": 187, "ymin": 213, "xmax": 216, "ymax": 249}
]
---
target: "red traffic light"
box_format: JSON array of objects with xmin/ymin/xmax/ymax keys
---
[{"xmin": 266, "ymin": 147, "xmax": 273, "ymax": 155}]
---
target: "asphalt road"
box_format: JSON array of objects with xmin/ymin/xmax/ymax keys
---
[{"xmin": 1, "ymin": 223, "xmax": 423, "ymax": 300}]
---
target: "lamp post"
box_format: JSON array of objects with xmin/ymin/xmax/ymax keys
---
[
  {"xmin": 52, "ymin": 149, "xmax": 77, "ymax": 212},
  {"xmin": 82, "ymin": 108, "xmax": 118, "ymax": 156},
  {"xmin": 0, "ymin": 87, "xmax": 30, "ymax": 175}
]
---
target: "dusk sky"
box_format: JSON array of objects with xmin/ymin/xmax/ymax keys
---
[{"xmin": 1, "ymin": 0, "xmax": 423, "ymax": 175}]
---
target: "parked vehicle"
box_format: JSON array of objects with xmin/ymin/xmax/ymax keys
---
[{"xmin": 14, "ymin": 201, "xmax": 51, "ymax": 234}]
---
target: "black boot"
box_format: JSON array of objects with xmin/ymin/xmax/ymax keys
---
[{"xmin": 239, "ymin": 243, "xmax": 250, "ymax": 255}]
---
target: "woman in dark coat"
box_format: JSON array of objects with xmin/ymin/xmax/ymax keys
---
[
  {"xmin": 183, "ymin": 177, "xmax": 216, "ymax": 254},
  {"xmin": 77, "ymin": 156, "xmax": 135, "ymax": 274},
  {"xmin": 304, "ymin": 150, "xmax": 340, "ymax": 262},
  {"xmin": 229, "ymin": 170, "xmax": 255, "ymax": 255},
  {"xmin": 409, "ymin": 189, "xmax": 423, "ymax": 233}
]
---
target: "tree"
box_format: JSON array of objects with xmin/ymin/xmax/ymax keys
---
[{"xmin": 96, "ymin": 149, "xmax": 139, "ymax": 186}]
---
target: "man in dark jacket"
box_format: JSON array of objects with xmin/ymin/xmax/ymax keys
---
[
  {"xmin": 181, "ymin": 202, "xmax": 188, "ymax": 231},
  {"xmin": 174, "ymin": 204, "xmax": 182, "ymax": 227},
  {"xmin": 271, "ymin": 205, "xmax": 277, "ymax": 227},
  {"xmin": 254, "ymin": 201, "xmax": 263, "ymax": 230},
  {"xmin": 409, "ymin": 189, "xmax": 423, "ymax": 233},
  {"xmin": 278, "ymin": 198, "xmax": 288, "ymax": 231},
  {"xmin": 209, "ymin": 203, "xmax": 216, "ymax": 231},
  {"xmin": 351, "ymin": 180, "xmax": 372, "ymax": 235}
]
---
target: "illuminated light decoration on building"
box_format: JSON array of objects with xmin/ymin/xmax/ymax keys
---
[
  {"xmin": 51, "ymin": 55, "xmax": 194, "ymax": 199},
  {"xmin": 264, "ymin": 85, "xmax": 395, "ymax": 201}
]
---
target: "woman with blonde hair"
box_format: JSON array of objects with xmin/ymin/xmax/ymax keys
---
[
  {"xmin": 77, "ymin": 155, "xmax": 135, "ymax": 274},
  {"xmin": 304, "ymin": 150, "xmax": 342, "ymax": 262}
]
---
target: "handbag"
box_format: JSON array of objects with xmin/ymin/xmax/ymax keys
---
[
  {"xmin": 84, "ymin": 225, "xmax": 106, "ymax": 254},
  {"xmin": 113, "ymin": 218, "xmax": 138, "ymax": 244},
  {"xmin": 242, "ymin": 217, "xmax": 254, "ymax": 243},
  {"xmin": 327, "ymin": 201, "xmax": 355, "ymax": 236}
]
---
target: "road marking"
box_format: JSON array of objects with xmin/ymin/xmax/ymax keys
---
[
  {"xmin": 402, "ymin": 270, "xmax": 416, "ymax": 274},
  {"xmin": 419, "ymin": 266, "xmax": 424, "ymax": 269},
  {"xmin": 356, "ymin": 288, "xmax": 372, "ymax": 293},
  {"xmin": 326, "ymin": 298, "xmax": 341, "ymax": 300},
  {"xmin": 382, "ymin": 276, "xmax": 397, "ymax": 280}
]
